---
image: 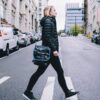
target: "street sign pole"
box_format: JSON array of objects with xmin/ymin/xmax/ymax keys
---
[{"xmin": 75, "ymin": 16, "xmax": 77, "ymax": 36}]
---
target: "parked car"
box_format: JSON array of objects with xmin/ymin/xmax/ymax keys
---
[
  {"xmin": 23, "ymin": 32, "xmax": 35, "ymax": 44},
  {"xmin": 60, "ymin": 33, "xmax": 67, "ymax": 37},
  {"xmin": 95, "ymin": 33, "xmax": 100, "ymax": 44},
  {"xmin": 0, "ymin": 27, "xmax": 19, "ymax": 56},
  {"xmin": 33, "ymin": 33, "xmax": 42, "ymax": 41},
  {"xmin": 91, "ymin": 30, "xmax": 100, "ymax": 44},
  {"xmin": 17, "ymin": 32, "xmax": 30, "ymax": 47}
]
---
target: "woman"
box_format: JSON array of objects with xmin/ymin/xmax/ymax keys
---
[{"xmin": 23, "ymin": 6, "xmax": 79, "ymax": 100}]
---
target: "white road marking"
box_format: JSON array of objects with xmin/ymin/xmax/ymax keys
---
[
  {"xmin": 41, "ymin": 77, "xmax": 55, "ymax": 100},
  {"xmin": 0, "ymin": 76, "xmax": 10, "ymax": 85},
  {"xmin": 40, "ymin": 77, "xmax": 78, "ymax": 100},
  {"xmin": 65, "ymin": 77, "xmax": 78, "ymax": 100}
]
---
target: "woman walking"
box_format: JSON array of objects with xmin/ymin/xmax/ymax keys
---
[{"xmin": 23, "ymin": 6, "xmax": 79, "ymax": 100}]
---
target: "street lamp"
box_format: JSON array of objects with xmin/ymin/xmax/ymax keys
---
[{"xmin": 75, "ymin": 16, "xmax": 77, "ymax": 36}]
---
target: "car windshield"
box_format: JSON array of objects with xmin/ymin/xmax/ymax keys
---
[
  {"xmin": 0, "ymin": 27, "xmax": 12, "ymax": 33},
  {"xmin": 0, "ymin": 27, "xmax": 13, "ymax": 35}
]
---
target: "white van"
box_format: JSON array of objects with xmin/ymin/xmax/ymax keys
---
[{"xmin": 0, "ymin": 27, "xmax": 19, "ymax": 56}]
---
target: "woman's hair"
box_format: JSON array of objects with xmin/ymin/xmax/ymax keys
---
[
  {"xmin": 43, "ymin": 6, "xmax": 50, "ymax": 16},
  {"xmin": 49, "ymin": 6, "xmax": 54, "ymax": 14},
  {"xmin": 43, "ymin": 6, "xmax": 54, "ymax": 16}
]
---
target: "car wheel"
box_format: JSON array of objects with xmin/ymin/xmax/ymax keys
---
[
  {"xmin": 0, "ymin": 50, "xmax": 4, "ymax": 57},
  {"xmin": 16, "ymin": 43, "xmax": 19, "ymax": 50},
  {"xmin": 91, "ymin": 39, "xmax": 93, "ymax": 42},
  {"xmin": 95, "ymin": 38, "xmax": 98, "ymax": 44},
  {"xmin": 97, "ymin": 39, "xmax": 100, "ymax": 44},
  {"xmin": 30, "ymin": 39, "xmax": 33, "ymax": 44},
  {"xmin": 24, "ymin": 42, "xmax": 27, "ymax": 47},
  {"xmin": 6, "ymin": 46, "xmax": 10, "ymax": 56}
]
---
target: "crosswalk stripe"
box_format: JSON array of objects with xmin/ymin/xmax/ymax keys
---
[
  {"xmin": 65, "ymin": 77, "xmax": 78, "ymax": 100},
  {"xmin": 0, "ymin": 76, "xmax": 10, "ymax": 85},
  {"xmin": 40, "ymin": 77, "xmax": 78, "ymax": 100},
  {"xmin": 41, "ymin": 77, "xmax": 55, "ymax": 100}
]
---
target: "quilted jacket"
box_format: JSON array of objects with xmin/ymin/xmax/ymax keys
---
[{"xmin": 40, "ymin": 16, "xmax": 59, "ymax": 52}]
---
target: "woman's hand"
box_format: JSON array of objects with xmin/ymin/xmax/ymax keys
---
[{"xmin": 53, "ymin": 51, "xmax": 59, "ymax": 56}]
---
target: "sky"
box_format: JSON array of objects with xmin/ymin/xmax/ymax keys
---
[{"xmin": 48, "ymin": 0, "xmax": 83, "ymax": 31}]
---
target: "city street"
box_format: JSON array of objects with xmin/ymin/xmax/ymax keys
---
[{"xmin": 0, "ymin": 36, "xmax": 100, "ymax": 100}]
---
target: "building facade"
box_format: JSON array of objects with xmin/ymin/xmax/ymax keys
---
[
  {"xmin": 1, "ymin": 0, "xmax": 36, "ymax": 33},
  {"xmin": 65, "ymin": 3, "xmax": 84, "ymax": 33},
  {"xmin": 0, "ymin": 0, "xmax": 3, "ymax": 19},
  {"xmin": 36, "ymin": 0, "xmax": 49, "ymax": 33},
  {"xmin": 87, "ymin": 0, "xmax": 100, "ymax": 34}
]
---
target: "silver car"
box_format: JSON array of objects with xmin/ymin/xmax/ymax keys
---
[{"xmin": 17, "ymin": 32, "xmax": 30, "ymax": 47}]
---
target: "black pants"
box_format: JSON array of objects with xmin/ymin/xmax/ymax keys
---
[{"xmin": 26, "ymin": 54, "xmax": 69, "ymax": 96}]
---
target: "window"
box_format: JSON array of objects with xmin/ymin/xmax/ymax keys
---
[
  {"xmin": 39, "ymin": 8, "xmax": 41, "ymax": 12},
  {"xmin": 25, "ymin": 5, "xmax": 28, "ymax": 9},
  {"xmin": 19, "ymin": 14, "xmax": 22, "ymax": 25},
  {"xmin": 93, "ymin": 6, "xmax": 96, "ymax": 12},
  {"xmin": 12, "ymin": 0, "xmax": 16, "ymax": 4},
  {"xmin": 11, "ymin": 10, "xmax": 15, "ymax": 25},
  {"xmin": 39, "ymin": 14, "xmax": 41, "ymax": 17},
  {"xmin": 93, "ymin": 15, "xmax": 95, "ymax": 22},
  {"xmin": 3, "ymin": 2, "xmax": 7, "ymax": 19},
  {"xmin": 39, "ymin": 3, "xmax": 42, "ymax": 6}
]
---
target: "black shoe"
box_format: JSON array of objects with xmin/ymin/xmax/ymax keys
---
[
  {"xmin": 65, "ymin": 90, "xmax": 79, "ymax": 98},
  {"xmin": 23, "ymin": 91, "xmax": 38, "ymax": 100}
]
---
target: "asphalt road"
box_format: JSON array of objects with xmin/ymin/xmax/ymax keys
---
[{"xmin": 0, "ymin": 36, "xmax": 100, "ymax": 100}]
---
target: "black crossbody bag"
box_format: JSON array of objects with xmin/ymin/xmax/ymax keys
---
[{"xmin": 32, "ymin": 45, "xmax": 51, "ymax": 66}]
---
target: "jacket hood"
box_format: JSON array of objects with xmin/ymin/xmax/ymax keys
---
[
  {"xmin": 40, "ymin": 16, "xmax": 54, "ymax": 27},
  {"xmin": 40, "ymin": 16, "xmax": 56, "ymax": 27}
]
